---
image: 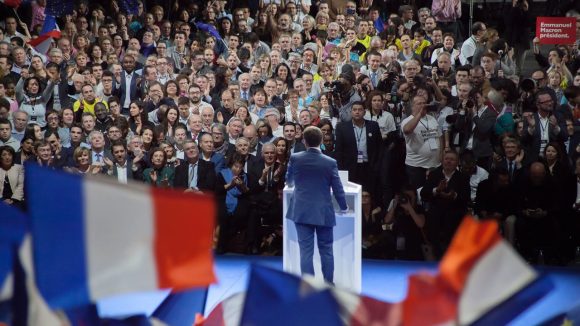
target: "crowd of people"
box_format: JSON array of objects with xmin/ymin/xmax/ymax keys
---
[{"xmin": 0, "ymin": 0, "xmax": 579, "ymax": 264}]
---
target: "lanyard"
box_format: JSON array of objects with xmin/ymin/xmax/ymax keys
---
[
  {"xmin": 354, "ymin": 122, "xmax": 365, "ymax": 145},
  {"xmin": 539, "ymin": 118, "xmax": 549, "ymax": 138},
  {"xmin": 419, "ymin": 117, "xmax": 429, "ymax": 130}
]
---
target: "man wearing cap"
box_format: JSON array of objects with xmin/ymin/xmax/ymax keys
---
[
  {"xmin": 335, "ymin": 67, "xmax": 362, "ymax": 122},
  {"xmin": 265, "ymin": 108, "xmax": 284, "ymax": 138}
]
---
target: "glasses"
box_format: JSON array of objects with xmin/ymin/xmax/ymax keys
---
[
  {"xmin": 539, "ymin": 99, "xmax": 553, "ymax": 104},
  {"xmin": 47, "ymin": 116, "xmax": 59, "ymax": 121}
]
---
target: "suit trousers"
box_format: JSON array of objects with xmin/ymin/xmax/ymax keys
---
[{"xmin": 294, "ymin": 222, "xmax": 334, "ymax": 283}]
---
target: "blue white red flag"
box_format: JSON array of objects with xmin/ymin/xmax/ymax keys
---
[
  {"xmin": 24, "ymin": 164, "xmax": 216, "ymax": 311},
  {"xmin": 27, "ymin": 15, "xmax": 60, "ymax": 55}
]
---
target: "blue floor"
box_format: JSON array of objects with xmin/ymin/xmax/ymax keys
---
[{"xmin": 98, "ymin": 256, "xmax": 580, "ymax": 325}]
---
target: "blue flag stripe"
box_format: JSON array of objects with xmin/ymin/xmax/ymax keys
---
[
  {"xmin": 25, "ymin": 164, "xmax": 90, "ymax": 309},
  {"xmin": 39, "ymin": 15, "xmax": 56, "ymax": 35},
  {"xmin": 472, "ymin": 275, "xmax": 554, "ymax": 326}
]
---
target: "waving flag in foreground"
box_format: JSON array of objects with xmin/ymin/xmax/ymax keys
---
[
  {"xmin": 205, "ymin": 217, "xmax": 552, "ymax": 326},
  {"xmin": 25, "ymin": 164, "xmax": 216, "ymax": 311},
  {"xmin": 403, "ymin": 217, "xmax": 554, "ymax": 326}
]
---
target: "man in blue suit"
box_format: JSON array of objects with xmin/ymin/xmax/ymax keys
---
[{"xmin": 286, "ymin": 126, "xmax": 348, "ymax": 283}]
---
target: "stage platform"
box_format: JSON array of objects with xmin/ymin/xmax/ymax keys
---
[{"xmin": 98, "ymin": 256, "xmax": 580, "ymax": 325}]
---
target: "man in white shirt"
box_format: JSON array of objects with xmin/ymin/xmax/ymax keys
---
[
  {"xmin": 460, "ymin": 22, "xmax": 487, "ymax": 65},
  {"xmin": 402, "ymin": 96, "xmax": 442, "ymax": 189}
]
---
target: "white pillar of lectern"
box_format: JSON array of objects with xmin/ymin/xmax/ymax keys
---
[{"xmin": 282, "ymin": 173, "xmax": 362, "ymax": 292}]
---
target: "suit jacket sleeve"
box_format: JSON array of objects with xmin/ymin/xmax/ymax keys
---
[
  {"xmin": 330, "ymin": 159, "xmax": 348, "ymax": 210},
  {"xmin": 285, "ymin": 155, "xmax": 295, "ymax": 187},
  {"xmin": 334, "ymin": 123, "xmax": 346, "ymax": 170}
]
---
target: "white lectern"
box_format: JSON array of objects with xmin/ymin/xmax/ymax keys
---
[{"xmin": 282, "ymin": 174, "xmax": 362, "ymax": 292}]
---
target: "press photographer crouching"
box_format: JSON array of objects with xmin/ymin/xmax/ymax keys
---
[{"xmin": 383, "ymin": 184, "xmax": 427, "ymax": 260}]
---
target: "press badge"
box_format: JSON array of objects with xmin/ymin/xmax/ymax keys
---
[
  {"xmin": 357, "ymin": 151, "xmax": 364, "ymax": 163},
  {"xmin": 428, "ymin": 137, "xmax": 439, "ymax": 150}
]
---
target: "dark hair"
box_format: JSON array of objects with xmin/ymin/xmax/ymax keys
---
[
  {"xmin": 110, "ymin": 140, "xmax": 126, "ymax": 151},
  {"xmin": 0, "ymin": 145, "xmax": 15, "ymax": 166},
  {"xmin": 472, "ymin": 22, "xmax": 486, "ymax": 36},
  {"xmin": 318, "ymin": 119, "xmax": 333, "ymax": 133},
  {"xmin": 303, "ymin": 126, "xmax": 323, "ymax": 147},
  {"xmin": 148, "ymin": 147, "xmax": 167, "ymax": 168},
  {"xmin": 0, "ymin": 117, "xmax": 10, "ymax": 128},
  {"xmin": 43, "ymin": 129, "xmax": 60, "ymax": 140},
  {"xmin": 227, "ymin": 152, "xmax": 246, "ymax": 168}
]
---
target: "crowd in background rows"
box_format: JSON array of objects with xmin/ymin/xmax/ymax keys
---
[{"xmin": 0, "ymin": 0, "xmax": 579, "ymax": 263}]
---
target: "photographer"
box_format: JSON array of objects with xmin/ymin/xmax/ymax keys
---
[
  {"xmin": 402, "ymin": 95, "xmax": 442, "ymax": 189},
  {"xmin": 355, "ymin": 74, "xmax": 373, "ymax": 102},
  {"xmin": 328, "ymin": 69, "xmax": 362, "ymax": 122},
  {"xmin": 453, "ymin": 87, "xmax": 497, "ymax": 169},
  {"xmin": 383, "ymin": 184, "xmax": 426, "ymax": 260}
]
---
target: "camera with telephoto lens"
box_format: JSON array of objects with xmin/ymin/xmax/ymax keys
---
[{"xmin": 324, "ymin": 80, "xmax": 345, "ymax": 94}]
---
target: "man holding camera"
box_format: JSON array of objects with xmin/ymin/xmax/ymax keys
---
[{"xmin": 402, "ymin": 96, "xmax": 443, "ymax": 189}]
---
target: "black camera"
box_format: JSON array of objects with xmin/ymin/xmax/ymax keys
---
[
  {"xmin": 465, "ymin": 99, "xmax": 475, "ymax": 109},
  {"xmin": 399, "ymin": 194, "xmax": 410, "ymax": 204},
  {"xmin": 324, "ymin": 80, "xmax": 345, "ymax": 94},
  {"xmin": 426, "ymin": 102, "xmax": 439, "ymax": 111},
  {"xmin": 390, "ymin": 91, "xmax": 398, "ymax": 103}
]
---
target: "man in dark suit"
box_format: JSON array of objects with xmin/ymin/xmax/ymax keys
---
[
  {"xmin": 114, "ymin": 54, "xmax": 141, "ymax": 116},
  {"xmin": 283, "ymin": 122, "xmax": 306, "ymax": 154},
  {"xmin": 453, "ymin": 88, "xmax": 497, "ymax": 169},
  {"xmin": 174, "ymin": 139, "xmax": 216, "ymax": 193},
  {"xmin": 334, "ymin": 101, "xmax": 382, "ymax": 197},
  {"xmin": 105, "ymin": 141, "xmax": 140, "ymax": 183},
  {"xmin": 88, "ymin": 130, "xmax": 113, "ymax": 165},
  {"xmin": 490, "ymin": 138, "xmax": 528, "ymax": 184},
  {"xmin": 521, "ymin": 89, "xmax": 568, "ymax": 162},
  {"xmin": 286, "ymin": 126, "xmax": 348, "ymax": 283},
  {"xmin": 420, "ymin": 150, "xmax": 471, "ymax": 257}
]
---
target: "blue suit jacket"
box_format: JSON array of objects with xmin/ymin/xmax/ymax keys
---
[{"xmin": 286, "ymin": 148, "xmax": 348, "ymax": 226}]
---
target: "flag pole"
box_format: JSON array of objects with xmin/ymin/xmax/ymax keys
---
[{"xmin": 12, "ymin": 8, "xmax": 23, "ymax": 24}]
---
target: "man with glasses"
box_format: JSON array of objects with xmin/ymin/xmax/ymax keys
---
[
  {"xmin": 155, "ymin": 57, "xmax": 172, "ymax": 85},
  {"xmin": 522, "ymin": 89, "xmax": 567, "ymax": 162}
]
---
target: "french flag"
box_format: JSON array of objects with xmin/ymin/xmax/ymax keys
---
[
  {"xmin": 403, "ymin": 217, "xmax": 553, "ymax": 325},
  {"xmin": 27, "ymin": 15, "xmax": 61, "ymax": 55},
  {"xmin": 203, "ymin": 265, "xmax": 399, "ymax": 326},
  {"xmin": 25, "ymin": 164, "xmax": 217, "ymax": 311}
]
